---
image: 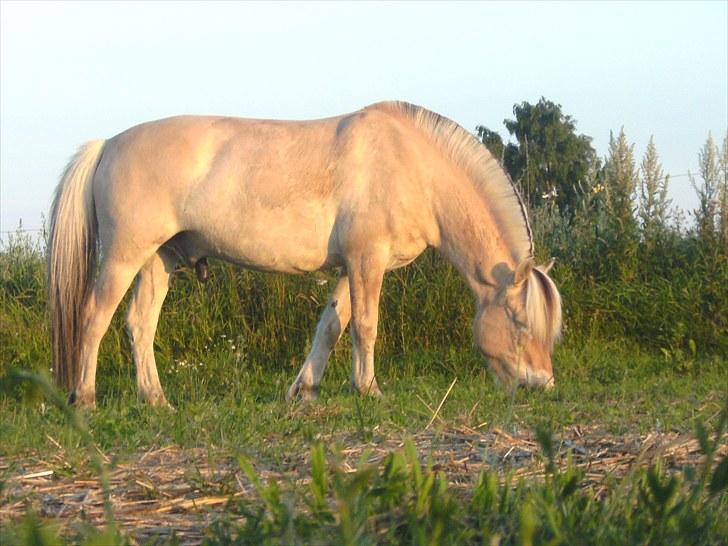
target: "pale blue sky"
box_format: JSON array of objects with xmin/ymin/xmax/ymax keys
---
[{"xmin": 1, "ymin": 1, "xmax": 726, "ymax": 234}]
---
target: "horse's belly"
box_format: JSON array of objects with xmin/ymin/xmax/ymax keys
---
[
  {"xmin": 217, "ymin": 236, "xmax": 339, "ymax": 274},
  {"xmin": 179, "ymin": 210, "xmax": 339, "ymax": 274}
]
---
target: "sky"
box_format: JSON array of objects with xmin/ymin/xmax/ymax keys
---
[{"xmin": 1, "ymin": 1, "xmax": 726, "ymax": 235}]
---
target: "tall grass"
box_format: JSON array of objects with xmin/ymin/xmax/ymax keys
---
[
  {"xmin": 531, "ymin": 190, "xmax": 728, "ymax": 356},
  {"xmin": 1, "ymin": 195, "xmax": 726, "ymax": 398}
]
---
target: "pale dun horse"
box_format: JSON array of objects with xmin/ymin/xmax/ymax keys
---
[{"xmin": 48, "ymin": 101, "xmax": 562, "ymax": 408}]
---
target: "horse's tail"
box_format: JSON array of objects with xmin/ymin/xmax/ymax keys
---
[{"xmin": 48, "ymin": 139, "xmax": 106, "ymax": 391}]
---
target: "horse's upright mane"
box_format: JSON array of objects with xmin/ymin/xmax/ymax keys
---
[
  {"xmin": 365, "ymin": 100, "xmax": 534, "ymax": 263},
  {"xmin": 366, "ymin": 101, "xmax": 562, "ymax": 347}
]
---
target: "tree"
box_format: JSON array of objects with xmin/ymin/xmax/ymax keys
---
[
  {"xmin": 493, "ymin": 98, "xmax": 599, "ymax": 214},
  {"xmin": 475, "ymin": 125, "xmax": 505, "ymax": 164}
]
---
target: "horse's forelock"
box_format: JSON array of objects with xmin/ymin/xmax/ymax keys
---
[{"xmin": 526, "ymin": 268, "xmax": 562, "ymax": 348}]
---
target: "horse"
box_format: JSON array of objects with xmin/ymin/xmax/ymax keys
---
[{"xmin": 48, "ymin": 101, "xmax": 562, "ymax": 408}]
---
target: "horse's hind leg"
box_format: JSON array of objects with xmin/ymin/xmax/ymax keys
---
[
  {"xmin": 71, "ymin": 256, "xmax": 142, "ymax": 408},
  {"xmin": 287, "ymin": 274, "xmax": 351, "ymax": 401},
  {"xmin": 126, "ymin": 248, "xmax": 176, "ymax": 406}
]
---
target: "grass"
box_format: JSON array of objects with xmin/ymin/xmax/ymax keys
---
[
  {"xmin": 1, "ymin": 365, "xmax": 726, "ymax": 545},
  {"xmin": 1, "ymin": 340, "xmax": 725, "ymax": 460},
  {"xmin": 1, "ymin": 337, "xmax": 726, "ymax": 544},
  {"xmin": 1, "ymin": 231, "xmax": 727, "ymax": 544}
]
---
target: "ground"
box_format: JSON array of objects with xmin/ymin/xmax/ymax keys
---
[{"xmin": 1, "ymin": 348, "xmax": 727, "ymax": 545}]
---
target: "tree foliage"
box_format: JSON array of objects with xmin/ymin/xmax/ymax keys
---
[
  {"xmin": 475, "ymin": 125, "xmax": 505, "ymax": 164},
  {"xmin": 477, "ymin": 98, "xmax": 599, "ymax": 214}
]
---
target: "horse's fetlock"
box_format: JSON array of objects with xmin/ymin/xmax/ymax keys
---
[
  {"xmin": 69, "ymin": 389, "xmax": 96, "ymax": 409},
  {"xmin": 139, "ymin": 390, "xmax": 170, "ymax": 408}
]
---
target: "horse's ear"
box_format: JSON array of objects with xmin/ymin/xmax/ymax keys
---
[
  {"xmin": 537, "ymin": 258, "xmax": 556, "ymax": 275},
  {"xmin": 513, "ymin": 257, "xmax": 535, "ymax": 286}
]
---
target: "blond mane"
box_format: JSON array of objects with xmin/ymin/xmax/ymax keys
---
[
  {"xmin": 368, "ymin": 101, "xmax": 561, "ymax": 347},
  {"xmin": 366, "ymin": 101, "xmax": 534, "ymax": 263},
  {"xmin": 528, "ymin": 268, "xmax": 563, "ymax": 348}
]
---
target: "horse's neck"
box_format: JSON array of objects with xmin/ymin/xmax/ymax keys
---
[{"xmin": 434, "ymin": 183, "xmax": 515, "ymax": 302}]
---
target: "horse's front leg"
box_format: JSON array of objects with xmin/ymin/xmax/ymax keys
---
[
  {"xmin": 287, "ymin": 274, "xmax": 351, "ymax": 401},
  {"xmin": 346, "ymin": 250, "xmax": 387, "ymax": 397}
]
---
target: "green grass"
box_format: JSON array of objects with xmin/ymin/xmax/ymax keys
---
[
  {"xmin": 1, "ymin": 340, "xmax": 725, "ymax": 460},
  {"xmin": 1, "ymin": 230, "xmax": 727, "ymax": 544},
  {"xmin": 1, "ymin": 368, "xmax": 726, "ymax": 545}
]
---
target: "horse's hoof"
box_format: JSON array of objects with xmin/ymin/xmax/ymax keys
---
[
  {"xmin": 152, "ymin": 399, "xmax": 175, "ymax": 411},
  {"xmin": 140, "ymin": 392, "xmax": 173, "ymax": 409},
  {"xmin": 152, "ymin": 401, "xmax": 176, "ymax": 412},
  {"xmin": 366, "ymin": 386, "xmax": 383, "ymax": 398},
  {"xmin": 353, "ymin": 380, "xmax": 383, "ymax": 398},
  {"xmin": 68, "ymin": 390, "xmax": 96, "ymax": 409},
  {"xmin": 286, "ymin": 381, "xmax": 319, "ymax": 403}
]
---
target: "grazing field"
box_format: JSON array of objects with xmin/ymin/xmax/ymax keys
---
[{"xmin": 1, "ymin": 230, "xmax": 727, "ymax": 545}]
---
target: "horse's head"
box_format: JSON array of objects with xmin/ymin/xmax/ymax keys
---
[{"xmin": 474, "ymin": 257, "xmax": 562, "ymax": 389}]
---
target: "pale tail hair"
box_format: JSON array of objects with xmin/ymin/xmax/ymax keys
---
[{"xmin": 48, "ymin": 140, "xmax": 106, "ymax": 391}]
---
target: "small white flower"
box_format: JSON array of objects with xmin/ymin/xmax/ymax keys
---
[{"xmin": 542, "ymin": 187, "xmax": 559, "ymax": 200}]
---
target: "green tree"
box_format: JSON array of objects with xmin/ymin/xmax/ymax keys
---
[
  {"xmin": 500, "ymin": 98, "xmax": 598, "ymax": 214},
  {"xmin": 475, "ymin": 125, "xmax": 505, "ymax": 164}
]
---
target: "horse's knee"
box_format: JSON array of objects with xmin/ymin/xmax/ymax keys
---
[
  {"xmin": 323, "ymin": 320, "xmax": 342, "ymax": 347},
  {"xmin": 82, "ymin": 310, "xmax": 112, "ymax": 343},
  {"xmin": 353, "ymin": 319, "xmax": 377, "ymax": 344}
]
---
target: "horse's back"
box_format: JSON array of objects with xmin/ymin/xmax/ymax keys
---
[{"xmin": 92, "ymin": 108, "xmax": 438, "ymax": 272}]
